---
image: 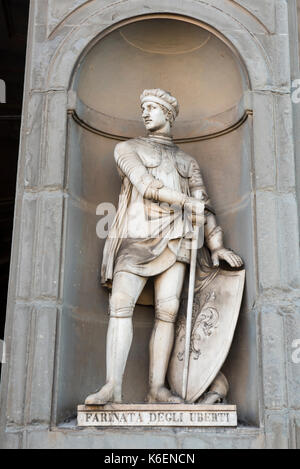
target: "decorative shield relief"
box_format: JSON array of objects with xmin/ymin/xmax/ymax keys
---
[{"xmin": 167, "ymin": 268, "xmax": 245, "ymax": 403}]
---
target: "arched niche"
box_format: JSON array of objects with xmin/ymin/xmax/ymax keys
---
[{"xmin": 57, "ymin": 16, "xmax": 258, "ymax": 425}]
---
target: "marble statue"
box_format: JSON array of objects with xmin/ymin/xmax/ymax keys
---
[{"xmin": 85, "ymin": 89, "xmax": 244, "ymax": 406}]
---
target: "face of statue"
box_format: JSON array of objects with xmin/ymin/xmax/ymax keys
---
[{"xmin": 141, "ymin": 101, "xmax": 169, "ymax": 132}]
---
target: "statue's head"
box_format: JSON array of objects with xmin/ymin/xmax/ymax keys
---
[{"xmin": 140, "ymin": 89, "xmax": 179, "ymax": 133}]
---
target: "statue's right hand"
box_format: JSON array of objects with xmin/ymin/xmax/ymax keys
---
[
  {"xmin": 184, "ymin": 197, "xmax": 205, "ymax": 216},
  {"xmin": 184, "ymin": 198, "xmax": 205, "ymax": 227}
]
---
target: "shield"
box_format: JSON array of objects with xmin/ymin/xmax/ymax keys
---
[{"xmin": 167, "ymin": 267, "xmax": 245, "ymax": 403}]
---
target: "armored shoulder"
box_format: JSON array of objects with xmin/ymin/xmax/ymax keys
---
[
  {"xmin": 175, "ymin": 148, "xmax": 197, "ymax": 164},
  {"xmin": 117, "ymin": 137, "xmax": 161, "ymax": 168},
  {"xmin": 114, "ymin": 139, "xmax": 141, "ymax": 159},
  {"xmin": 175, "ymin": 149, "xmax": 211, "ymax": 206},
  {"xmin": 175, "ymin": 148, "xmax": 200, "ymax": 178}
]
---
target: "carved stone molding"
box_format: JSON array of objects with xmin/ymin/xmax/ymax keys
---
[{"xmin": 69, "ymin": 108, "xmax": 253, "ymax": 143}]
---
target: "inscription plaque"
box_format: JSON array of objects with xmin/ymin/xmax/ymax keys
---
[{"xmin": 78, "ymin": 404, "xmax": 237, "ymax": 427}]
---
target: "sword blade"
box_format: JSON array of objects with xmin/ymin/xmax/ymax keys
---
[{"xmin": 182, "ymin": 227, "xmax": 200, "ymax": 400}]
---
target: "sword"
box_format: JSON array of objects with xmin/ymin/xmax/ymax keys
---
[{"xmin": 181, "ymin": 209, "xmax": 204, "ymax": 401}]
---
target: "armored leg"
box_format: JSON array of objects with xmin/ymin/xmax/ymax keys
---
[
  {"xmin": 85, "ymin": 272, "xmax": 147, "ymax": 405},
  {"xmin": 147, "ymin": 262, "xmax": 186, "ymax": 403}
]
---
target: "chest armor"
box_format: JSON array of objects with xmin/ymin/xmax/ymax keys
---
[{"xmin": 134, "ymin": 138, "xmax": 193, "ymax": 179}]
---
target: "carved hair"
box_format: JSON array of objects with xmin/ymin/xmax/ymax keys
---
[{"xmin": 140, "ymin": 89, "xmax": 179, "ymax": 124}]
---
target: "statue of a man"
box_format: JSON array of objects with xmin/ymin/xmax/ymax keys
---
[{"xmin": 85, "ymin": 89, "xmax": 243, "ymax": 405}]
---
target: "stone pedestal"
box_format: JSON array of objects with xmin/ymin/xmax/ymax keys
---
[{"xmin": 77, "ymin": 404, "xmax": 237, "ymax": 427}]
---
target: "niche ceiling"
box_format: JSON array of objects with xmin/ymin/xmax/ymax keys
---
[{"xmin": 76, "ymin": 18, "xmax": 247, "ymax": 140}]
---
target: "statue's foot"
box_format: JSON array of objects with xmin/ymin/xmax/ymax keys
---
[
  {"xmin": 200, "ymin": 391, "xmax": 223, "ymax": 405},
  {"xmin": 147, "ymin": 387, "xmax": 183, "ymax": 404},
  {"xmin": 85, "ymin": 383, "xmax": 121, "ymax": 405}
]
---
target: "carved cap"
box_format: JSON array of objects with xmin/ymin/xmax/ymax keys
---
[{"xmin": 140, "ymin": 89, "xmax": 179, "ymax": 120}]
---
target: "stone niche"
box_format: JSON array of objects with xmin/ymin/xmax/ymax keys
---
[{"xmin": 56, "ymin": 17, "xmax": 258, "ymax": 425}]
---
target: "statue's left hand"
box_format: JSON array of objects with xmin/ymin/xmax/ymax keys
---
[{"xmin": 211, "ymin": 248, "xmax": 244, "ymax": 268}]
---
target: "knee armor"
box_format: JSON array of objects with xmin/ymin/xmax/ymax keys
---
[
  {"xmin": 155, "ymin": 296, "xmax": 180, "ymax": 323},
  {"xmin": 109, "ymin": 291, "xmax": 136, "ymax": 318}
]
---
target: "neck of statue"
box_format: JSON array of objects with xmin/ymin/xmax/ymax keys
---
[
  {"xmin": 148, "ymin": 133, "xmax": 174, "ymax": 146},
  {"xmin": 150, "ymin": 120, "xmax": 172, "ymax": 137},
  {"xmin": 148, "ymin": 124, "xmax": 173, "ymax": 143}
]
